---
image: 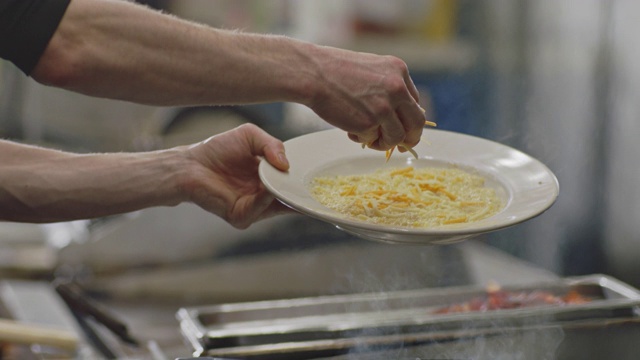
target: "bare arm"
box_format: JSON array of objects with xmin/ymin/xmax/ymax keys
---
[
  {"xmin": 31, "ymin": 0, "xmax": 305, "ymax": 106},
  {"xmin": 0, "ymin": 139, "xmax": 185, "ymax": 222},
  {"xmin": 31, "ymin": 0, "xmax": 426, "ymax": 150},
  {"xmin": 0, "ymin": 124, "xmax": 289, "ymax": 226}
]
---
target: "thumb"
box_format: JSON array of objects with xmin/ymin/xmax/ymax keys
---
[
  {"xmin": 245, "ymin": 125, "xmax": 289, "ymax": 171},
  {"xmin": 264, "ymin": 145, "xmax": 289, "ymax": 172}
]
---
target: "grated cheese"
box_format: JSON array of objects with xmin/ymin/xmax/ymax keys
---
[{"xmin": 311, "ymin": 166, "xmax": 503, "ymax": 228}]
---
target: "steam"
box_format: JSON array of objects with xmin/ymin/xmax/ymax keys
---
[
  {"xmin": 338, "ymin": 323, "xmax": 565, "ymax": 360},
  {"xmin": 323, "ymin": 244, "xmax": 566, "ymax": 360}
]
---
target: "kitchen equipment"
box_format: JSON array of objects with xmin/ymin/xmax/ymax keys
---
[
  {"xmin": 54, "ymin": 281, "xmax": 140, "ymax": 347},
  {"xmin": 258, "ymin": 128, "xmax": 559, "ymax": 245},
  {"xmin": 0, "ymin": 279, "xmax": 101, "ymax": 358},
  {"xmin": 0, "ymin": 279, "xmax": 153, "ymax": 359},
  {"xmin": 0, "ymin": 318, "xmax": 78, "ymax": 350},
  {"xmin": 176, "ymin": 274, "xmax": 640, "ymax": 359}
]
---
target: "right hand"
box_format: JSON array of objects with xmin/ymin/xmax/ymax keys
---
[{"xmin": 304, "ymin": 46, "xmax": 425, "ymax": 151}]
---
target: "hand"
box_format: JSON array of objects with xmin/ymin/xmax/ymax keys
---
[
  {"xmin": 305, "ymin": 46, "xmax": 425, "ymax": 151},
  {"xmin": 184, "ymin": 123, "xmax": 292, "ymax": 229}
]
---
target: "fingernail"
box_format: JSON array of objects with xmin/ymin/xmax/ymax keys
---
[{"xmin": 278, "ymin": 152, "xmax": 289, "ymax": 167}]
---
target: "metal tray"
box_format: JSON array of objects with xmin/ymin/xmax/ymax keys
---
[{"xmin": 176, "ymin": 274, "xmax": 640, "ymax": 358}]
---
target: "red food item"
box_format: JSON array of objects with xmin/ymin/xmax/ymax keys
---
[
  {"xmin": 563, "ymin": 289, "xmax": 591, "ymax": 304},
  {"xmin": 433, "ymin": 288, "xmax": 591, "ymax": 314}
]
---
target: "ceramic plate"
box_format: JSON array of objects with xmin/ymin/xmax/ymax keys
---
[{"xmin": 259, "ymin": 128, "xmax": 558, "ymax": 245}]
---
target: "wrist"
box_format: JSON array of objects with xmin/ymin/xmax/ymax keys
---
[
  {"xmin": 270, "ymin": 37, "xmax": 324, "ymax": 106},
  {"xmin": 157, "ymin": 147, "xmax": 197, "ymax": 207}
]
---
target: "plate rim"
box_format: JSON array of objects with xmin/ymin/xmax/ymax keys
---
[{"xmin": 259, "ymin": 128, "xmax": 559, "ymax": 239}]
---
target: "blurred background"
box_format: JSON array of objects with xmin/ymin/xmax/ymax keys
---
[{"xmin": 1, "ymin": 1, "xmax": 640, "ymax": 354}]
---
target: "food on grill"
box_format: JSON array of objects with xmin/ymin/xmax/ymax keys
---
[
  {"xmin": 311, "ymin": 166, "xmax": 502, "ymax": 228},
  {"xmin": 433, "ymin": 288, "xmax": 592, "ymax": 314}
]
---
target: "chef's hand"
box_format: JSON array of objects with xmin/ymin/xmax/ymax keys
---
[
  {"xmin": 184, "ymin": 123, "xmax": 292, "ymax": 229},
  {"xmin": 303, "ymin": 46, "xmax": 425, "ymax": 151}
]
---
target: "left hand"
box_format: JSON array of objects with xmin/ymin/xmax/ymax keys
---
[{"xmin": 183, "ymin": 123, "xmax": 292, "ymax": 228}]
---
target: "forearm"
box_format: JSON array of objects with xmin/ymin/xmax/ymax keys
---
[
  {"xmin": 0, "ymin": 140, "xmax": 69, "ymax": 165},
  {"xmin": 0, "ymin": 141, "xmax": 188, "ymax": 223},
  {"xmin": 29, "ymin": 0, "xmax": 426, "ymax": 152},
  {"xmin": 31, "ymin": 0, "xmax": 315, "ymax": 106}
]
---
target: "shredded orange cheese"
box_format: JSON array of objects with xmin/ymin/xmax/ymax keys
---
[
  {"xmin": 311, "ymin": 166, "xmax": 502, "ymax": 228},
  {"xmin": 363, "ymin": 118, "xmax": 437, "ymax": 162}
]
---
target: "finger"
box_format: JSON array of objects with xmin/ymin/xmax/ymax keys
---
[
  {"xmin": 403, "ymin": 72, "xmax": 421, "ymax": 104},
  {"xmin": 229, "ymin": 184, "xmax": 275, "ymax": 229},
  {"xmin": 258, "ymin": 199, "xmax": 298, "ymax": 221},
  {"xmin": 244, "ymin": 124, "xmax": 289, "ymax": 171},
  {"xmin": 396, "ymin": 102, "xmax": 426, "ymax": 148},
  {"xmin": 243, "ymin": 190, "xmax": 298, "ymax": 226},
  {"xmin": 392, "ymin": 55, "xmax": 420, "ymax": 103},
  {"xmin": 263, "ymin": 144, "xmax": 289, "ymax": 172},
  {"xmin": 375, "ymin": 112, "xmax": 405, "ymax": 150},
  {"xmin": 348, "ymin": 127, "xmax": 380, "ymax": 147},
  {"xmin": 250, "ymin": 187, "xmax": 278, "ymax": 220}
]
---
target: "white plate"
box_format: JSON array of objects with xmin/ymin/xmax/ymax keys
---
[{"xmin": 259, "ymin": 128, "xmax": 559, "ymax": 245}]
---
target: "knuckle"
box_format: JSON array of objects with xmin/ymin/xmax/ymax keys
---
[
  {"xmin": 386, "ymin": 131, "xmax": 404, "ymax": 145},
  {"xmin": 349, "ymin": 112, "xmax": 374, "ymax": 132},
  {"xmin": 380, "ymin": 127, "xmax": 404, "ymax": 148},
  {"xmin": 239, "ymin": 122, "xmax": 259, "ymax": 133},
  {"xmin": 387, "ymin": 55, "xmax": 409, "ymax": 73},
  {"xmin": 403, "ymin": 134, "xmax": 421, "ymax": 147},
  {"xmin": 370, "ymin": 97, "xmax": 394, "ymax": 118},
  {"xmin": 406, "ymin": 115, "xmax": 425, "ymax": 130},
  {"xmin": 384, "ymin": 77, "xmax": 408, "ymax": 98}
]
